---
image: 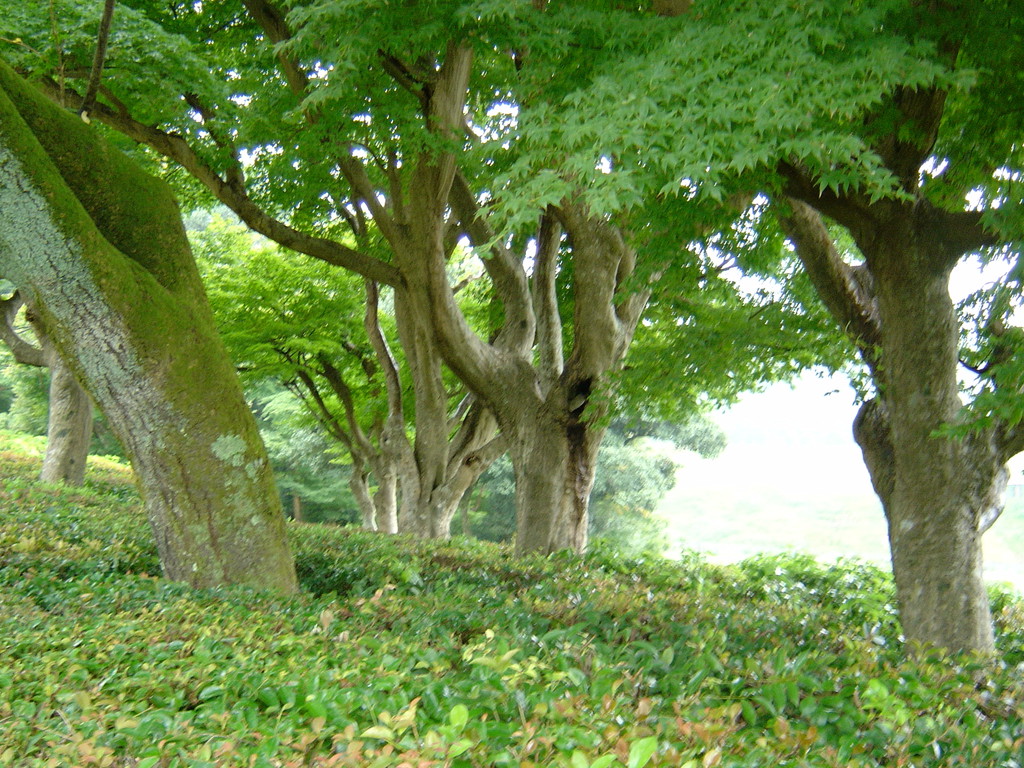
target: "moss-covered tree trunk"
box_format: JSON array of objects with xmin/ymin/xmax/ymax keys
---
[{"xmin": 0, "ymin": 61, "xmax": 297, "ymax": 593}]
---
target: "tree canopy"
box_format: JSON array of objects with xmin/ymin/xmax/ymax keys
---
[{"xmin": 3, "ymin": 0, "xmax": 1024, "ymax": 651}]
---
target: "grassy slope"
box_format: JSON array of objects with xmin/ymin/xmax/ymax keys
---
[{"xmin": 2, "ymin": 437, "xmax": 1024, "ymax": 767}]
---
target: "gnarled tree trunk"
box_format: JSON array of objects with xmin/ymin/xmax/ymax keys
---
[
  {"xmin": 781, "ymin": 193, "xmax": 1003, "ymax": 653},
  {"xmin": 405, "ymin": 52, "xmax": 648, "ymax": 554},
  {"xmin": 0, "ymin": 60, "xmax": 297, "ymax": 593}
]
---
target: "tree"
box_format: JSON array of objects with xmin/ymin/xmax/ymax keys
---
[
  {"xmin": 0, "ymin": 1, "xmax": 628, "ymax": 551},
  {"xmin": 587, "ymin": 435, "xmax": 678, "ymax": 557},
  {"xmin": 0, "ymin": 59, "xmax": 297, "ymax": 593},
  {"xmin": 3, "ymin": 0, "xmax": 859, "ymax": 557},
  {"xmin": 251, "ymin": 384, "xmax": 358, "ymax": 526},
  {"xmin": 191, "ymin": 215, "xmax": 408, "ymax": 533},
  {"xmin": 0, "ymin": 289, "xmax": 93, "ymax": 485},
  {"xmin": 771, "ymin": 2, "xmax": 1024, "ymax": 651},
  {"xmin": 213, "ymin": 2, "xmax": 785, "ymax": 553},
  {"xmin": 509, "ymin": 2, "xmax": 1023, "ymax": 651},
  {"xmin": 192, "ymin": 215, "xmax": 502, "ymax": 536}
]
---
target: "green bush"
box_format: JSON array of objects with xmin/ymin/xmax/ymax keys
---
[{"xmin": 2, "ymin": 442, "xmax": 1023, "ymax": 767}]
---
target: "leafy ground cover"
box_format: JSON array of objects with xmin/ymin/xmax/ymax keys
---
[{"xmin": 1, "ymin": 443, "xmax": 1023, "ymax": 767}]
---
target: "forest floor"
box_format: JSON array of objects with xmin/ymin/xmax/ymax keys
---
[{"xmin": 1, "ymin": 438, "xmax": 1023, "ymax": 767}]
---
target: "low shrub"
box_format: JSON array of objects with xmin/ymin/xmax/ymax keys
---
[{"xmin": 1, "ymin": 449, "xmax": 1023, "ymax": 767}]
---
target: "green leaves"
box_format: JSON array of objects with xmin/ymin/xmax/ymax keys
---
[
  {"xmin": 496, "ymin": 0, "xmax": 944, "ymax": 225},
  {"xmin": 2, "ymin": 444, "xmax": 1024, "ymax": 766},
  {"xmin": 1, "ymin": 0, "xmax": 227, "ymax": 124},
  {"xmin": 448, "ymin": 703, "xmax": 469, "ymax": 731},
  {"xmin": 627, "ymin": 736, "xmax": 659, "ymax": 768}
]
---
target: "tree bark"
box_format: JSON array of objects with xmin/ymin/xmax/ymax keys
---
[
  {"xmin": 411, "ymin": 81, "xmax": 650, "ymax": 555},
  {"xmin": 39, "ymin": 351, "xmax": 93, "ymax": 486},
  {"xmin": 782, "ymin": 195, "xmax": 1001, "ymax": 652},
  {"xmin": 0, "ymin": 60, "xmax": 297, "ymax": 593},
  {"xmin": 348, "ymin": 455, "xmax": 378, "ymax": 530},
  {"xmin": 505, "ymin": 396, "xmax": 602, "ymax": 553},
  {"xmin": 434, "ymin": 418, "xmax": 505, "ymax": 538},
  {"xmin": 864, "ymin": 243, "xmax": 997, "ymax": 652},
  {"xmin": 373, "ymin": 468, "xmax": 400, "ymax": 534},
  {"xmin": 390, "ymin": 282, "xmax": 455, "ymax": 538}
]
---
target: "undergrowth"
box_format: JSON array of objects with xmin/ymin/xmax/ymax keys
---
[{"xmin": 1, "ymin": 445, "xmax": 1022, "ymax": 767}]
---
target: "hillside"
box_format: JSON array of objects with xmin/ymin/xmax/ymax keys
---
[
  {"xmin": 1, "ymin": 438, "xmax": 1023, "ymax": 767},
  {"xmin": 661, "ymin": 376, "xmax": 1024, "ymax": 590}
]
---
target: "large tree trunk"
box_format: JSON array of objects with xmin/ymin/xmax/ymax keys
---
[
  {"xmin": 0, "ymin": 60, "xmax": 297, "ymax": 593},
  {"xmin": 864, "ymin": 253, "xmax": 997, "ymax": 652},
  {"xmin": 506, "ymin": 405, "xmax": 601, "ymax": 553},
  {"xmin": 781, "ymin": 195, "xmax": 1003, "ymax": 653}
]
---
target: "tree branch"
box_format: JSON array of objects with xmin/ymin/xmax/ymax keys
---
[
  {"xmin": 377, "ymin": 50, "xmax": 430, "ymax": 113},
  {"xmin": 776, "ymin": 197, "xmax": 882, "ymax": 364},
  {"xmin": 316, "ymin": 356, "xmax": 376, "ymax": 460},
  {"xmin": 337, "ymin": 155, "xmax": 402, "ymax": 244},
  {"xmin": 532, "ymin": 207, "xmax": 563, "ymax": 391},
  {"xmin": 287, "ymin": 374, "xmax": 350, "ymax": 448},
  {"xmin": 0, "ymin": 292, "xmax": 46, "ymax": 367},
  {"xmin": 363, "ymin": 279, "xmax": 404, "ymax": 420},
  {"xmin": 79, "ymin": 0, "xmax": 115, "ymax": 123},
  {"xmin": 998, "ymin": 423, "xmax": 1024, "ymax": 463},
  {"xmin": 239, "ymin": 0, "xmax": 309, "ymax": 97},
  {"xmin": 183, "ymin": 91, "xmax": 245, "ymax": 189},
  {"xmin": 558, "ymin": 201, "xmax": 648, "ymax": 381},
  {"xmin": 449, "ymin": 429, "xmax": 505, "ymax": 480},
  {"xmin": 446, "ymin": 399, "xmax": 499, "ymax": 472},
  {"xmin": 872, "ymin": 85, "xmax": 948, "ymax": 193},
  {"xmin": 449, "ymin": 168, "xmax": 534, "ymax": 354},
  {"xmin": 924, "ymin": 206, "xmax": 998, "ymax": 261},
  {"xmin": 411, "ymin": 46, "xmax": 520, "ymax": 404},
  {"xmin": 32, "ymin": 78, "xmax": 400, "ymax": 287},
  {"xmin": 778, "ymin": 160, "xmax": 887, "ymax": 245}
]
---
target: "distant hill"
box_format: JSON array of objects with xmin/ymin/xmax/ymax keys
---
[{"xmin": 659, "ymin": 374, "xmax": 1024, "ymax": 591}]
